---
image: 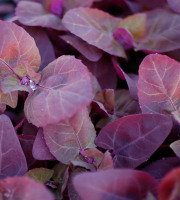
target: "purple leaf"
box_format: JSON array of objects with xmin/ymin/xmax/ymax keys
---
[
  {"xmin": 0, "ymin": 176, "xmax": 54, "ymax": 200},
  {"xmin": 112, "ymin": 58, "xmax": 138, "ymax": 100},
  {"xmin": 136, "ymin": 8, "xmax": 180, "ymax": 52},
  {"xmin": 19, "ymin": 135, "xmax": 36, "ymax": 167},
  {"xmin": 142, "ymin": 157, "xmax": 180, "ymax": 182},
  {"xmin": 15, "ymin": 1, "xmax": 65, "ymax": 31},
  {"xmin": 136, "ymin": 0, "xmax": 166, "ymax": 9},
  {"xmin": 43, "ymin": 108, "xmax": 96, "ymax": 164},
  {"xmin": 0, "ymin": 114, "xmax": 27, "ymax": 179},
  {"xmin": 25, "ymin": 55, "xmax": 93, "ymax": 127},
  {"xmin": 138, "ymin": 54, "xmax": 180, "ymax": 114},
  {"xmin": 96, "ymin": 89, "xmax": 141, "ymax": 129},
  {"xmin": 44, "ymin": 0, "xmax": 63, "ymax": 17},
  {"xmin": 23, "ymin": 26, "xmax": 56, "ymax": 71},
  {"xmin": 167, "ymin": 0, "xmax": 180, "ymax": 13},
  {"xmin": 61, "ymin": 35, "xmax": 103, "ymax": 62},
  {"xmin": 113, "ymin": 27, "xmax": 134, "ymax": 50},
  {"xmin": 32, "ymin": 128, "xmax": 55, "ymax": 160},
  {"xmin": 81, "ymin": 55, "xmax": 117, "ymax": 89},
  {"xmin": 68, "ymin": 168, "xmax": 86, "ymax": 200},
  {"xmin": 62, "ymin": 7, "xmax": 126, "ymax": 58},
  {"xmin": 95, "ymin": 114, "xmax": 172, "ymax": 168},
  {"xmin": 73, "ymin": 169, "xmax": 158, "ymax": 200}
]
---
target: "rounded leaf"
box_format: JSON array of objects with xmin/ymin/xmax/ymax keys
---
[{"xmin": 25, "ymin": 55, "xmax": 93, "ymax": 127}]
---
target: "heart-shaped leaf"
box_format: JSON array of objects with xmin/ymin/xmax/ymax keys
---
[
  {"xmin": 138, "ymin": 54, "xmax": 180, "ymax": 114},
  {"xmin": 95, "ymin": 113, "xmax": 172, "ymax": 168},
  {"xmin": 0, "ymin": 114, "xmax": 27, "ymax": 179},
  {"xmin": 25, "ymin": 55, "xmax": 93, "ymax": 127},
  {"xmin": 62, "ymin": 7, "xmax": 126, "ymax": 58},
  {"xmin": 43, "ymin": 108, "xmax": 96, "ymax": 164}
]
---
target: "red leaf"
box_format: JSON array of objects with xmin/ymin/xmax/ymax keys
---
[
  {"xmin": 95, "ymin": 114, "xmax": 172, "ymax": 168},
  {"xmin": 25, "ymin": 55, "xmax": 93, "ymax": 127},
  {"xmin": 73, "ymin": 169, "xmax": 158, "ymax": 200},
  {"xmin": 15, "ymin": 1, "xmax": 65, "ymax": 31},
  {"xmin": 62, "ymin": 7, "xmax": 126, "ymax": 58},
  {"xmin": 136, "ymin": 8, "xmax": 180, "ymax": 52},
  {"xmin": 0, "ymin": 20, "xmax": 41, "ymax": 83},
  {"xmin": 0, "ymin": 176, "xmax": 54, "ymax": 200},
  {"xmin": 158, "ymin": 168, "xmax": 180, "ymax": 200},
  {"xmin": 0, "ymin": 115, "xmax": 27, "ymax": 179},
  {"xmin": 43, "ymin": 108, "xmax": 96, "ymax": 164},
  {"xmin": 138, "ymin": 54, "xmax": 180, "ymax": 114},
  {"xmin": 0, "ymin": 20, "xmax": 41, "ymax": 106}
]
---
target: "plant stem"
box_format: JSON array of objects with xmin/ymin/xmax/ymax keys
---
[{"xmin": 14, "ymin": 118, "xmax": 25, "ymax": 132}]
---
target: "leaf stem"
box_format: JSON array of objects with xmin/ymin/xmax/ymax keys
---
[{"xmin": 14, "ymin": 118, "xmax": 25, "ymax": 132}]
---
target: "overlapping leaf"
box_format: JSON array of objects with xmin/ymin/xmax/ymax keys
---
[
  {"xmin": 158, "ymin": 168, "xmax": 180, "ymax": 200},
  {"xmin": 167, "ymin": 0, "xmax": 180, "ymax": 13},
  {"xmin": 15, "ymin": 1, "xmax": 65, "ymax": 31},
  {"xmin": 73, "ymin": 169, "xmax": 158, "ymax": 200},
  {"xmin": 25, "ymin": 168, "xmax": 54, "ymax": 183},
  {"xmin": 61, "ymin": 35, "xmax": 103, "ymax": 62},
  {"xmin": 136, "ymin": 8, "xmax": 180, "ymax": 52},
  {"xmin": 43, "ymin": 108, "xmax": 96, "ymax": 164},
  {"xmin": 25, "ymin": 55, "xmax": 93, "ymax": 127},
  {"xmin": 24, "ymin": 26, "xmax": 55, "ymax": 71},
  {"xmin": 138, "ymin": 54, "xmax": 180, "ymax": 114},
  {"xmin": 62, "ymin": 7, "xmax": 126, "ymax": 58},
  {"xmin": 0, "ymin": 114, "xmax": 27, "ymax": 179},
  {"xmin": 64, "ymin": 0, "xmax": 94, "ymax": 10},
  {"xmin": 0, "ymin": 20, "xmax": 41, "ymax": 106},
  {"xmin": 0, "ymin": 176, "xmax": 54, "ymax": 200},
  {"xmin": 95, "ymin": 114, "xmax": 172, "ymax": 168},
  {"xmin": 32, "ymin": 129, "xmax": 55, "ymax": 160}
]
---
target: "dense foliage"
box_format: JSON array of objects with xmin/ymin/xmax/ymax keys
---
[{"xmin": 0, "ymin": 0, "xmax": 180, "ymax": 199}]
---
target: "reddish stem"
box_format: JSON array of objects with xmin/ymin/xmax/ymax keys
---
[{"xmin": 14, "ymin": 118, "xmax": 25, "ymax": 132}]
